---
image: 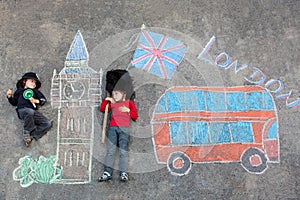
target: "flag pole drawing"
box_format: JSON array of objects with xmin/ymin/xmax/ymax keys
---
[{"xmin": 131, "ymin": 30, "xmax": 187, "ymax": 79}]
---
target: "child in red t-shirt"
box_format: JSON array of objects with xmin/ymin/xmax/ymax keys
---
[{"xmin": 98, "ymin": 89, "xmax": 138, "ymax": 182}]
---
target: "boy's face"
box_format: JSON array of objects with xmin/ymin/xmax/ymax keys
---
[
  {"xmin": 24, "ymin": 78, "xmax": 37, "ymax": 89},
  {"xmin": 112, "ymin": 90, "xmax": 125, "ymax": 102}
]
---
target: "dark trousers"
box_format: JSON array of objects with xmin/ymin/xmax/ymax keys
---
[
  {"xmin": 103, "ymin": 126, "xmax": 130, "ymax": 175},
  {"xmin": 17, "ymin": 107, "xmax": 52, "ymax": 140}
]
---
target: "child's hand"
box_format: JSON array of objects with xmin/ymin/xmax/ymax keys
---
[
  {"xmin": 119, "ymin": 106, "xmax": 130, "ymax": 113},
  {"xmin": 105, "ymin": 97, "xmax": 115, "ymax": 104},
  {"xmin": 30, "ymin": 97, "xmax": 40, "ymax": 104},
  {"xmin": 6, "ymin": 89, "xmax": 13, "ymax": 98}
]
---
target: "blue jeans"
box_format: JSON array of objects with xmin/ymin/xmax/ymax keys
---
[
  {"xmin": 103, "ymin": 126, "xmax": 130, "ymax": 175},
  {"xmin": 17, "ymin": 108, "xmax": 52, "ymax": 140}
]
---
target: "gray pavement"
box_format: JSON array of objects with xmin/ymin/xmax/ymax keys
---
[{"xmin": 0, "ymin": 1, "xmax": 299, "ymax": 199}]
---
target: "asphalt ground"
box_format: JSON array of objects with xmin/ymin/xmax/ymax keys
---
[{"xmin": 0, "ymin": 1, "xmax": 299, "ymax": 199}]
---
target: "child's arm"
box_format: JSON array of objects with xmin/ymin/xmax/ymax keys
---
[
  {"xmin": 6, "ymin": 89, "xmax": 18, "ymax": 106},
  {"xmin": 119, "ymin": 101, "xmax": 138, "ymax": 121},
  {"xmin": 35, "ymin": 90, "xmax": 47, "ymax": 106},
  {"xmin": 128, "ymin": 101, "xmax": 138, "ymax": 121},
  {"xmin": 99, "ymin": 99, "xmax": 111, "ymax": 112}
]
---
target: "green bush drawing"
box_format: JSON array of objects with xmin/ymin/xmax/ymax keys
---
[{"xmin": 13, "ymin": 155, "xmax": 63, "ymax": 188}]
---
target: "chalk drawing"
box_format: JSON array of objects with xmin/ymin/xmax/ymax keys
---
[
  {"xmin": 13, "ymin": 155, "xmax": 62, "ymax": 188},
  {"xmin": 265, "ymin": 79, "xmax": 284, "ymax": 94},
  {"xmin": 51, "ymin": 30, "xmax": 102, "ymax": 184},
  {"xmin": 131, "ymin": 30, "xmax": 187, "ymax": 79},
  {"xmin": 151, "ymin": 85, "xmax": 279, "ymax": 176},
  {"xmin": 276, "ymin": 90, "xmax": 300, "ymax": 108},
  {"xmin": 198, "ymin": 35, "xmax": 300, "ymax": 108},
  {"xmin": 197, "ymin": 35, "xmax": 216, "ymax": 64}
]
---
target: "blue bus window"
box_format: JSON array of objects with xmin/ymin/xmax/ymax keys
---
[
  {"xmin": 206, "ymin": 92, "xmax": 226, "ymax": 111},
  {"xmin": 267, "ymin": 121, "xmax": 277, "ymax": 139},
  {"xmin": 226, "ymin": 92, "xmax": 246, "ymax": 111},
  {"xmin": 186, "ymin": 90, "xmax": 206, "ymax": 111},
  {"xmin": 166, "ymin": 91, "xmax": 185, "ymax": 112},
  {"xmin": 170, "ymin": 122, "xmax": 187, "ymax": 145},
  {"xmin": 264, "ymin": 91, "xmax": 274, "ymax": 110},
  {"xmin": 230, "ymin": 122, "xmax": 253, "ymax": 142},
  {"xmin": 246, "ymin": 92, "xmax": 263, "ymax": 110},
  {"xmin": 210, "ymin": 122, "xmax": 231, "ymax": 143},
  {"xmin": 188, "ymin": 121, "xmax": 209, "ymax": 144},
  {"xmin": 155, "ymin": 95, "xmax": 167, "ymax": 113}
]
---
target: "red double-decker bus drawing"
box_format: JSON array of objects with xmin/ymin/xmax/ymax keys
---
[{"xmin": 151, "ymin": 86, "xmax": 279, "ymax": 176}]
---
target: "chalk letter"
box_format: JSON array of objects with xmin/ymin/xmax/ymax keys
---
[
  {"xmin": 226, "ymin": 60, "xmax": 248, "ymax": 74},
  {"xmin": 198, "ymin": 35, "xmax": 216, "ymax": 64},
  {"xmin": 276, "ymin": 90, "xmax": 300, "ymax": 108},
  {"xmin": 244, "ymin": 67, "xmax": 267, "ymax": 85},
  {"xmin": 265, "ymin": 79, "xmax": 284, "ymax": 94},
  {"xmin": 215, "ymin": 52, "xmax": 231, "ymax": 68}
]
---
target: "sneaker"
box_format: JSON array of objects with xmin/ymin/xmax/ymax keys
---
[
  {"xmin": 120, "ymin": 172, "xmax": 128, "ymax": 182},
  {"xmin": 98, "ymin": 171, "xmax": 112, "ymax": 182}
]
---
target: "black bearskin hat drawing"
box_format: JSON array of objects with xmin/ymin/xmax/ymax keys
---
[{"xmin": 105, "ymin": 69, "xmax": 135, "ymax": 100}]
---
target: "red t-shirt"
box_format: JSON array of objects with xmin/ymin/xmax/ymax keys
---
[{"xmin": 100, "ymin": 99, "xmax": 138, "ymax": 127}]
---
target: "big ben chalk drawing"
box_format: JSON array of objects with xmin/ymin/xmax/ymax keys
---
[{"xmin": 51, "ymin": 31, "xmax": 102, "ymax": 184}]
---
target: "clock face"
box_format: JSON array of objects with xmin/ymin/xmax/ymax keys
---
[{"xmin": 64, "ymin": 81, "xmax": 85, "ymax": 100}]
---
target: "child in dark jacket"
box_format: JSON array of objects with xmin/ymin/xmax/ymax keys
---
[{"xmin": 6, "ymin": 72, "xmax": 52, "ymax": 147}]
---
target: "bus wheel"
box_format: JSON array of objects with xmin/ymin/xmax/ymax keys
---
[
  {"xmin": 241, "ymin": 148, "xmax": 268, "ymax": 174},
  {"xmin": 167, "ymin": 152, "xmax": 191, "ymax": 176}
]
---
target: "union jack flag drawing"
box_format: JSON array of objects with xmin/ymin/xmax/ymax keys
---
[{"xmin": 131, "ymin": 31, "xmax": 187, "ymax": 79}]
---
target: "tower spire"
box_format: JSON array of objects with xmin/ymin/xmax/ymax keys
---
[
  {"xmin": 66, "ymin": 30, "xmax": 89, "ymax": 61},
  {"xmin": 61, "ymin": 30, "xmax": 96, "ymax": 74}
]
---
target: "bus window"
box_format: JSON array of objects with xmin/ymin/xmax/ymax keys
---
[
  {"xmin": 206, "ymin": 92, "xmax": 226, "ymax": 111},
  {"xmin": 155, "ymin": 95, "xmax": 167, "ymax": 113},
  {"xmin": 186, "ymin": 90, "xmax": 206, "ymax": 111},
  {"xmin": 267, "ymin": 121, "xmax": 278, "ymax": 139},
  {"xmin": 264, "ymin": 91, "xmax": 274, "ymax": 110},
  {"xmin": 226, "ymin": 92, "xmax": 246, "ymax": 111},
  {"xmin": 230, "ymin": 122, "xmax": 253, "ymax": 142},
  {"xmin": 210, "ymin": 122, "xmax": 231, "ymax": 143},
  {"xmin": 170, "ymin": 122, "xmax": 187, "ymax": 145},
  {"xmin": 188, "ymin": 121, "xmax": 209, "ymax": 144},
  {"xmin": 166, "ymin": 91, "xmax": 185, "ymax": 112},
  {"xmin": 246, "ymin": 92, "xmax": 263, "ymax": 110}
]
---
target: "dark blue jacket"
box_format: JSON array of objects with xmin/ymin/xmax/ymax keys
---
[{"xmin": 7, "ymin": 88, "xmax": 46, "ymax": 110}]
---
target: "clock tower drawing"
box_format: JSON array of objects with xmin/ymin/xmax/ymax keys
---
[{"xmin": 51, "ymin": 31, "xmax": 102, "ymax": 184}]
